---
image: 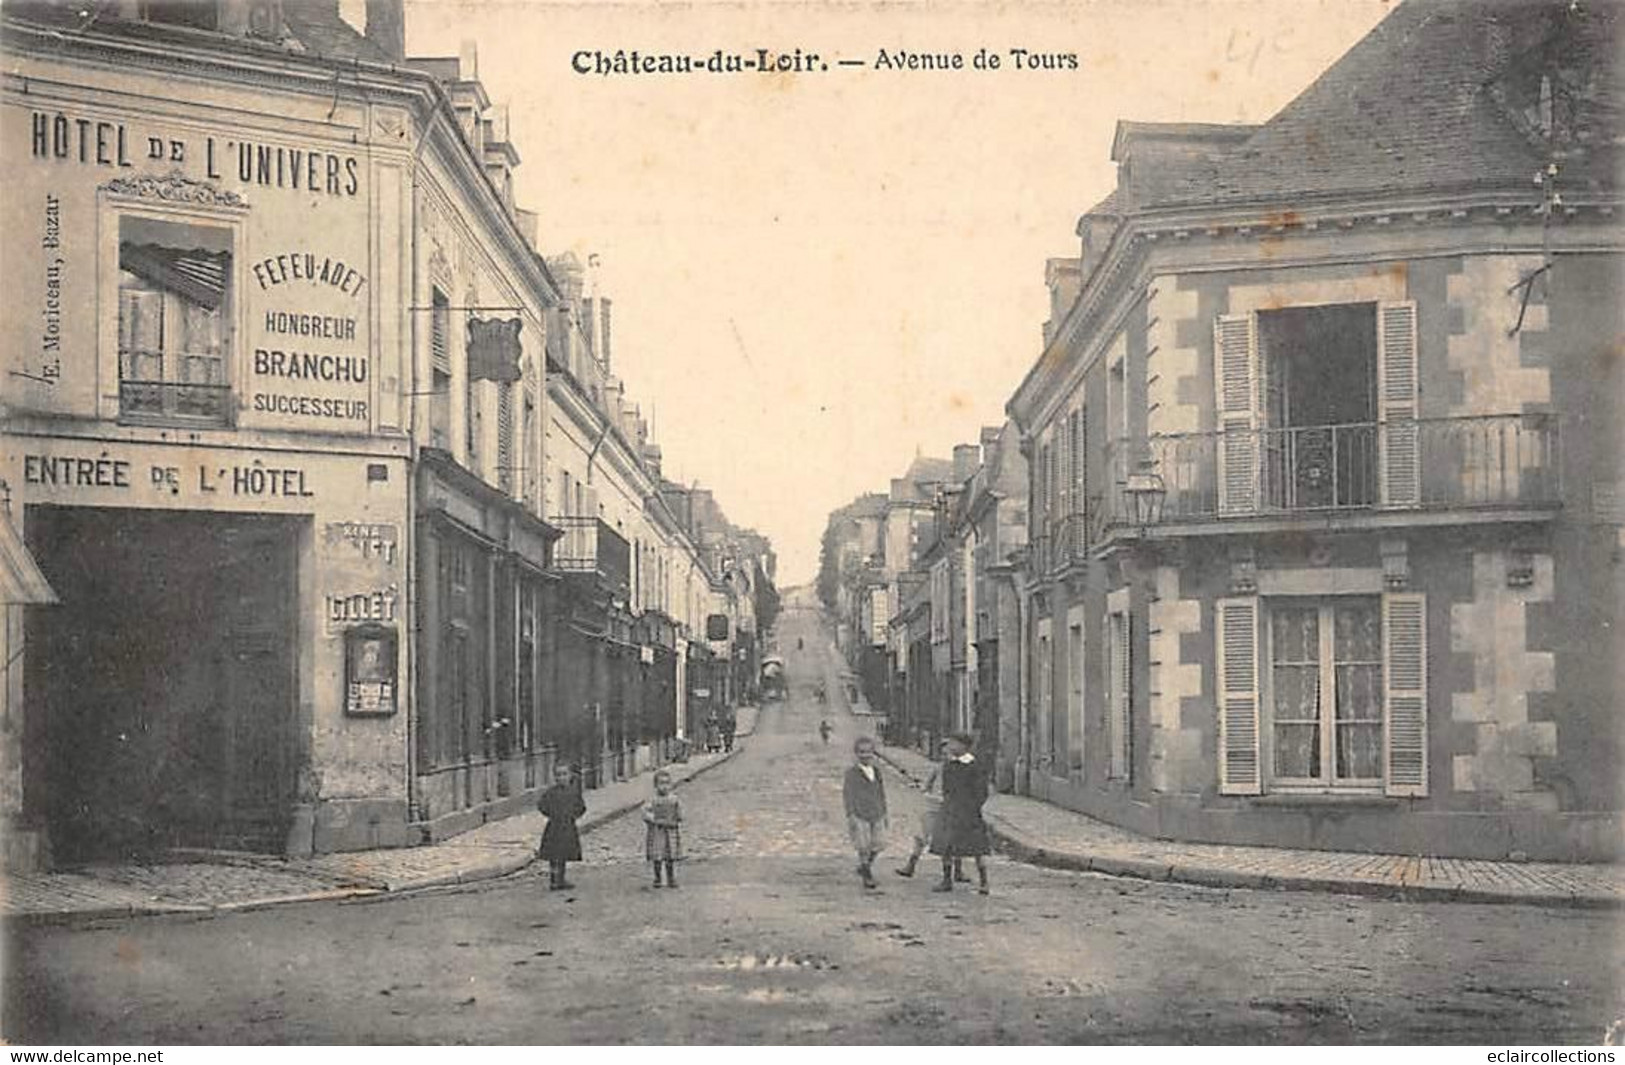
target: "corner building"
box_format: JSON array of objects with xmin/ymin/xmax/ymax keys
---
[
  {"xmin": 0, "ymin": 0, "xmax": 557, "ymax": 866},
  {"xmin": 1008, "ymin": 0, "xmax": 1622, "ymax": 861}
]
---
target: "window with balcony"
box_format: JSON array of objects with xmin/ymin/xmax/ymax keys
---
[
  {"xmin": 1120, "ymin": 298, "xmax": 1560, "ymax": 525},
  {"xmin": 1256, "ymin": 304, "xmax": 1379, "ymax": 511},
  {"xmin": 117, "ymin": 217, "xmax": 232, "ymax": 426}
]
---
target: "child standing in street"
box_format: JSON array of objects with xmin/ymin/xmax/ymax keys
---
[
  {"xmin": 643, "ymin": 770, "xmax": 683, "ymax": 889},
  {"xmin": 930, "ymin": 733, "xmax": 991, "ymax": 894},
  {"xmin": 842, "ymin": 736, "xmax": 888, "ymax": 889},
  {"xmin": 537, "ymin": 765, "xmax": 586, "ymax": 891}
]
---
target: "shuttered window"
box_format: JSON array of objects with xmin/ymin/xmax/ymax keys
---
[
  {"xmin": 1106, "ymin": 609, "xmax": 1131, "ymax": 781},
  {"xmin": 1218, "ymin": 593, "xmax": 1429, "ymax": 796},
  {"xmin": 1383, "ymin": 592, "xmax": 1428, "ymax": 796},
  {"xmin": 1377, "ymin": 300, "xmax": 1420, "ymax": 508},
  {"xmin": 1216, "ymin": 596, "xmax": 1262, "ymax": 794},
  {"xmin": 1214, "ymin": 314, "xmax": 1259, "ymax": 515},
  {"xmin": 431, "ymin": 288, "xmax": 450, "ymax": 372}
]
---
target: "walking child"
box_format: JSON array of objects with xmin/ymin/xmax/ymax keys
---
[
  {"xmin": 642, "ymin": 770, "xmax": 683, "ymax": 889},
  {"xmin": 818, "ymin": 719, "xmax": 832, "ymax": 746},
  {"xmin": 537, "ymin": 765, "xmax": 586, "ymax": 891},
  {"xmin": 894, "ymin": 743, "xmax": 969, "ymax": 881},
  {"xmin": 842, "ymin": 736, "xmax": 888, "ymax": 889},
  {"xmin": 895, "ymin": 756, "xmax": 941, "ymax": 879},
  {"xmin": 929, "ymin": 733, "xmax": 991, "ymax": 894}
]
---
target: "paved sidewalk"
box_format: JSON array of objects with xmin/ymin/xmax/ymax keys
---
[
  {"xmin": 877, "ymin": 742, "xmax": 1625, "ymax": 909},
  {"xmin": 3, "ymin": 706, "xmax": 758, "ymax": 924}
]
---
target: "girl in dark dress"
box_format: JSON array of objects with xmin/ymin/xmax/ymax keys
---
[
  {"xmin": 928, "ymin": 733, "xmax": 991, "ymax": 894},
  {"xmin": 537, "ymin": 765, "xmax": 586, "ymax": 891}
]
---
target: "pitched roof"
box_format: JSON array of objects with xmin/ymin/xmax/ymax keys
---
[
  {"xmin": 1128, "ymin": 0, "xmax": 1619, "ymax": 210},
  {"xmin": 903, "ymin": 455, "xmax": 954, "ymax": 487}
]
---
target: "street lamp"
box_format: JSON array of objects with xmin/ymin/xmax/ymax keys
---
[{"xmin": 1122, "ymin": 460, "xmax": 1167, "ymax": 534}]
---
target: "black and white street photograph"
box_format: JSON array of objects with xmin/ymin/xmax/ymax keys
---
[{"xmin": 0, "ymin": 0, "xmax": 1621, "ymax": 1047}]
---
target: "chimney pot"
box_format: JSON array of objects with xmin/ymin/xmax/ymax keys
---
[{"xmin": 363, "ymin": 0, "xmax": 404, "ymax": 62}]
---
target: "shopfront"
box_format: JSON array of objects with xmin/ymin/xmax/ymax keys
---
[{"xmin": 4, "ymin": 441, "xmax": 409, "ymax": 861}]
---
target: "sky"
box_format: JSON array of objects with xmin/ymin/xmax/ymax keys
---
[{"xmin": 401, "ymin": 0, "xmax": 1395, "ymax": 586}]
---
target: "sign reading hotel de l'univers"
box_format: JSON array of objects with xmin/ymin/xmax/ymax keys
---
[{"xmin": 6, "ymin": 104, "xmax": 380, "ymax": 436}]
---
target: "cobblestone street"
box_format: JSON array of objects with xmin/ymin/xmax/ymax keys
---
[{"xmin": 5, "ymin": 606, "xmax": 1622, "ymax": 1044}]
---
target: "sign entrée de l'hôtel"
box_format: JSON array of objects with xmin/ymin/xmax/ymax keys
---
[{"xmin": 26, "ymin": 108, "xmax": 375, "ymax": 434}]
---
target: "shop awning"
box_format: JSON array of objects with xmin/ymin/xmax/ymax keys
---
[{"xmin": 0, "ymin": 511, "xmax": 56, "ymax": 605}]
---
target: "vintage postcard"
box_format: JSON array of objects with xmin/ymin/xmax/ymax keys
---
[{"xmin": 1, "ymin": 0, "xmax": 1621, "ymax": 1047}]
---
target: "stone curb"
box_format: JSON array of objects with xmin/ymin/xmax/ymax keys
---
[
  {"xmin": 8, "ymin": 738, "xmax": 752, "ymax": 927},
  {"xmin": 876, "ymin": 747, "xmax": 1623, "ymax": 911}
]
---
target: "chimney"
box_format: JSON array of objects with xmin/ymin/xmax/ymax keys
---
[
  {"xmin": 953, "ymin": 444, "xmax": 981, "ymax": 482},
  {"xmin": 599, "ymin": 298, "xmax": 613, "ymax": 375},
  {"xmin": 363, "ymin": 0, "xmax": 404, "ymax": 62},
  {"xmin": 979, "ymin": 425, "xmax": 1002, "ymax": 449},
  {"xmin": 642, "ymin": 443, "xmax": 663, "ymax": 478}
]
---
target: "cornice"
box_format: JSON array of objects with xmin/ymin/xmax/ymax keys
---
[{"xmin": 1009, "ymin": 185, "xmax": 1623, "ymax": 435}]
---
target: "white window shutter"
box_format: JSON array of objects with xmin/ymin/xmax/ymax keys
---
[
  {"xmin": 1216, "ymin": 596, "xmax": 1261, "ymax": 795},
  {"xmin": 1383, "ymin": 592, "xmax": 1428, "ymax": 797},
  {"xmin": 1110, "ymin": 611, "xmax": 1132, "ymax": 780},
  {"xmin": 1377, "ymin": 300, "xmax": 1420, "ymax": 508},
  {"xmin": 1213, "ymin": 314, "xmax": 1259, "ymax": 515}
]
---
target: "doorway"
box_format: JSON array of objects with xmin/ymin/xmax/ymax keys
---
[{"xmin": 24, "ymin": 507, "xmax": 300, "ymax": 862}]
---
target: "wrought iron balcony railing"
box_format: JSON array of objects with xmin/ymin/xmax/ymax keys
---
[
  {"xmin": 550, "ymin": 515, "xmax": 632, "ymax": 592},
  {"xmin": 1099, "ymin": 413, "xmax": 1560, "ymax": 531}
]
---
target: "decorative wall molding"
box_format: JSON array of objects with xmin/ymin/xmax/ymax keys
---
[{"xmin": 101, "ymin": 170, "xmax": 248, "ymax": 209}]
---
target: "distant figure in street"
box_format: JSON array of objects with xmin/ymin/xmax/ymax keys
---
[
  {"xmin": 704, "ymin": 713, "xmax": 723, "ymax": 753},
  {"xmin": 930, "ymin": 733, "xmax": 991, "ymax": 894},
  {"xmin": 797, "ymin": 637, "xmax": 804, "ymax": 651},
  {"xmin": 818, "ymin": 719, "xmax": 832, "ymax": 746},
  {"xmin": 721, "ymin": 710, "xmax": 737, "ymax": 753},
  {"xmin": 842, "ymin": 736, "xmax": 888, "ymax": 890},
  {"xmin": 537, "ymin": 765, "xmax": 586, "ymax": 891},
  {"xmin": 815, "ymin": 682, "xmax": 827, "ymax": 705},
  {"xmin": 642, "ymin": 770, "xmax": 683, "ymax": 889}
]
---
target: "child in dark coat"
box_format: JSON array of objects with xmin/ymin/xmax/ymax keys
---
[
  {"xmin": 842, "ymin": 736, "xmax": 888, "ymax": 889},
  {"xmin": 929, "ymin": 733, "xmax": 991, "ymax": 894},
  {"xmin": 537, "ymin": 765, "xmax": 586, "ymax": 891}
]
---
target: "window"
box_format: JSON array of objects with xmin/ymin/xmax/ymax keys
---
[
  {"xmin": 117, "ymin": 217, "xmax": 232, "ymax": 425},
  {"xmin": 140, "ymin": 0, "xmax": 218, "ymax": 30},
  {"xmin": 430, "ymin": 288, "xmax": 451, "ymax": 449},
  {"xmin": 1269, "ymin": 599, "xmax": 1383, "ymax": 786},
  {"xmin": 1217, "ymin": 593, "xmax": 1428, "ymax": 796}
]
